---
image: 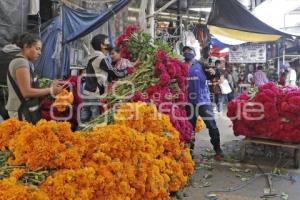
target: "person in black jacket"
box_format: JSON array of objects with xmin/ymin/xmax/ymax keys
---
[
  {"xmin": 0, "ymin": 35, "xmax": 21, "ymax": 120},
  {"xmin": 80, "ymin": 34, "xmax": 131, "ymax": 123}
]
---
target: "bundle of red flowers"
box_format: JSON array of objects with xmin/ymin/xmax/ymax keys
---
[
  {"xmin": 116, "ymin": 24, "xmax": 138, "ymax": 60},
  {"xmin": 228, "ymin": 82, "xmax": 300, "ymax": 142},
  {"xmin": 134, "ymin": 50, "xmax": 192, "ymax": 142}
]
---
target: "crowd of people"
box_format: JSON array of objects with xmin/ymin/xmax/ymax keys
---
[{"xmin": 212, "ymin": 61, "xmax": 299, "ymax": 111}]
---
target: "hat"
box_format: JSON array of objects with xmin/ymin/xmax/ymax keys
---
[{"xmin": 182, "ymin": 46, "xmax": 196, "ymax": 55}]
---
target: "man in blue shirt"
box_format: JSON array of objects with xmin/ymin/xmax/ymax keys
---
[{"xmin": 183, "ymin": 46, "xmax": 223, "ymax": 161}]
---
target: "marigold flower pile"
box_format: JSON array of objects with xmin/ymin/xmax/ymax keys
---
[
  {"xmin": 228, "ymin": 82, "xmax": 300, "ymax": 142},
  {"xmin": 0, "ymin": 102, "xmax": 194, "ymax": 199}
]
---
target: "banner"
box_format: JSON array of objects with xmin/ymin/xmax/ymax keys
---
[{"xmin": 229, "ymin": 43, "xmax": 266, "ymax": 63}]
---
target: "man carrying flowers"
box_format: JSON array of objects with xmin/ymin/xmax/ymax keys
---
[
  {"xmin": 81, "ymin": 34, "xmax": 131, "ymax": 123},
  {"xmin": 183, "ymin": 46, "xmax": 223, "ymax": 161}
]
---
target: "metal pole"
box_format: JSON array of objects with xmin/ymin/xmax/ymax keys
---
[
  {"xmin": 139, "ymin": 0, "xmax": 148, "ymax": 32},
  {"xmin": 277, "ymin": 43, "xmax": 280, "ymax": 77},
  {"xmin": 177, "ymin": 0, "xmax": 180, "ymax": 36},
  {"xmin": 147, "ymin": 0, "xmax": 177, "ymax": 18},
  {"xmin": 149, "ymin": 0, "xmax": 155, "ymax": 38},
  {"xmin": 283, "ymin": 39, "xmax": 285, "ymax": 66},
  {"xmin": 21, "ymin": 0, "xmax": 24, "ymax": 33}
]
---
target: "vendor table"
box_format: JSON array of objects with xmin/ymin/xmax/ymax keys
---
[{"xmin": 240, "ymin": 137, "xmax": 300, "ymax": 169}]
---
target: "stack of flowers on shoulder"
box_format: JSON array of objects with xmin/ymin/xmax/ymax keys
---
[
  {"xmin": 0, "ymin": 102, "xmax": 194, "ymax": 199},
  {"xmin": 228, "ymin": 82, "xmax": 300, "ymax": 142}
]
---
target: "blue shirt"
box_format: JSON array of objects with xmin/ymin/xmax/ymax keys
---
[{"xmin": 187, "ymin": 60, "xmax": 211, "ymax": 105}]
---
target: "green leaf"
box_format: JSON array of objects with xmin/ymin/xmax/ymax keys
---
[
  {"xmin": 207, "ymin": 194, "xmax": 218, "ymax": 200},
  {"xmin": 199, "ymin": 181, "xmax": 211, "ymax": 188},
  {"xmin": 281, "ymin": 192, "xmax": 288, "ymax": 200},
  {"xmin": 241, "ymin": 177, "xmax": 250, "ymax": 182},
  {"xmin": 235, "ymin": 173, "xmax": 242, "ymax": 178},
  {"xmin": 264, "ymin": 188, "xmax": 271, "ymax": 194},
  {"xmin": 230, "ymin": 167, "xmax": 241, "ymax": 172},
  {"xmin": 203, "ymin": 173, "xmax": 213, "ymax": 179}
]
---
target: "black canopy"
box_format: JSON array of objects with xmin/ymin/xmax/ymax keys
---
[{"xmin": 207, "ymin": 0, "xmax": 291, "ymax": 42}]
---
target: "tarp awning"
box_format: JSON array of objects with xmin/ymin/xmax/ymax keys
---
[
  {"xmin": 208, "ymin": 0, "xmax": 290, "ymax": 42},
  {"xmin": 35, "ymin": 17, "xmax": 62, "ymax": 78},
  {"xmin": 63, "ymin": 0, "xmax": 130, "ymax": 44},
  {"xmin": 211, "ymin": 34, "xmax": 246, "ymax": 48}
]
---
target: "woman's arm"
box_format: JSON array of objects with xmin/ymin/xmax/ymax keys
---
[{"xmin": 15, "ymin": 67, "xmax": 50, "ymax": 97}]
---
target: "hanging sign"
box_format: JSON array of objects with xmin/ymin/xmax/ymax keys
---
[{"xmin": 229, "ymin": 43, "xmax": 266, "ymax": 63}]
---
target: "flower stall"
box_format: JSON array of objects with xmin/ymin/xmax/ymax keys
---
[
  {"xmin": 0, "ymin": 102, "xmax": 194, "ymax": 199},
  {"xmin": 227, "ymin": 82, "xmax": 300, "ymax": 168}
]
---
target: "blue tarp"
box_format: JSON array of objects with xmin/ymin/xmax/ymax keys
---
[
  {"xmin": 63, "ymin": 0, "xmax": 129, "ymax": 44},
  {"xmin": 35, "ymin": 17, "xmax": 62, "ymax": 78},
  {"xmin": 211, "ymin": 36, "xmax": 227, "ymax": 48},
  {"xmin": 36, "ymin": 0, "xmax": 129, "ymax": 79}
]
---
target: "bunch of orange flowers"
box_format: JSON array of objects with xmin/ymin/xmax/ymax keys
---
[
  {"xmin": 8, "ymin": 120, "xmax": 85, "ymax": 170},
  {"xmin": 0, "ymin": 169, "xmax": 49, "ymax": 200},
  {"xmin": 0, "ymin": 102, "xmax": 194, "ymax": 199},
  {"xmin": 195, "ymin": 116, "xmax": 205, "ymax": 133},
  {"xmin": 0, "ymin": 117, "xmax": 29, "ymax": 149},
  {"xmin": 53, "ymin": 89, "xmax": 74, "ymax": 112}
]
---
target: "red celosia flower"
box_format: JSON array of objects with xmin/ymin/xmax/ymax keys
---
[{"xmin": 159, "ymin": 73, "xmax": 170, "ymax": 86}]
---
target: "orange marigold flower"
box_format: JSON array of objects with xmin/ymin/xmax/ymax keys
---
[
  {"xmin": 8, "ymin": 120, "xmax": 85, "ymax": 170},
  {"xmin": 0, "ymin": 117, "xmax": 29, "ymax": 149},
  {"xmin": 53, "ymin": 89, "xmax": 74, "ymax": 112}
]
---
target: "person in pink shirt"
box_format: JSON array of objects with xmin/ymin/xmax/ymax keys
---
[{"xmin": 254, "ymin": 65, "xmax": 268, "ymax": 86}]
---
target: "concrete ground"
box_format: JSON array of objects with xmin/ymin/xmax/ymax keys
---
[{"xmin": 176, "ymin": 111, "xmax": 300, "ymax": 200}]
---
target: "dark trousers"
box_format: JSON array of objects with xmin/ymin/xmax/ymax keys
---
[
  {"xmin": 227, "ymin": 91, "xmax": 234, "ymax": 102},
  {"xmin": 186, "ymin": 104, "xmax": 221, "ymax": 154}
]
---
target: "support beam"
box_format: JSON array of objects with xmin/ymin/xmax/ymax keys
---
[
  {"xmin": 146, "ymin": 0, "xmax": 177, "ymax": 18},
  {"xmin": 139, "ymin": 0, "xmax": 148, "ymax": 32},
  {"xmin": 149, "ymin": 0, "xmax": 155, "ymax": 38}
]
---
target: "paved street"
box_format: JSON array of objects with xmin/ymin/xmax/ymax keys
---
[{"xmin": 177, "ymin": 110, "xmax": 300, "ymax": 200}]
